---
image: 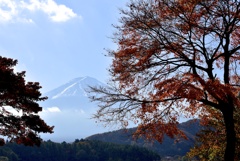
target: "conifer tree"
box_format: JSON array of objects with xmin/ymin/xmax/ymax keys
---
[{"xmin": 0, "ymin": 56, "xmax": 53, "ymax": 146}]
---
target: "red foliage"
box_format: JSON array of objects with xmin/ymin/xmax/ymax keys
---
[{"xmin": 90, "ymin": 0, "xmax": 240, "ymax": 160}]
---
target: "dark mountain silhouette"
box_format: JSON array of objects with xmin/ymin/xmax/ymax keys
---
[{"xmin": 87, "ymin": 119, "xmax": 202, "ymax": 158}]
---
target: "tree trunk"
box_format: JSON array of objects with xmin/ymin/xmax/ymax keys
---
[{"xmin": 222, "ymin": 103, "xmax": 236, "ymax": 161}]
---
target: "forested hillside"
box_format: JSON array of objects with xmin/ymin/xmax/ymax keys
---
[
  {"xmin": 0, "ymin": 140, "xmax": 160, "ymax": 161},
  {"xmin": 87, "ymin": 119, "xmax": 201, "ymax": 158}
]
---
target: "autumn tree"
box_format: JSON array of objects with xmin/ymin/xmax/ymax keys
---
[
  {"xmin": 186, "ymin": 107, "xmax": 240, "ymax": 160},
  {"xmin": 0, "ymin": 56, "xmax": 53, "ymax": 146},
  {"xmin": 89, "ymin": 0, "xmax": 240, "ymax": 160}
]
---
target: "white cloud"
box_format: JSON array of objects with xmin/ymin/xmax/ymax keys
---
[
  {"xmin": 73, "ymin": 109, "xmax": 85, "ymax": 114},
  {"xmin": 0, "ymin": 0, "xmax": 18, "ymax": 22},
  {"xmin": 43, "ymin": 106, "xmax": 61, "ymax": 113},
  {"xmin": 22, "ymin": 0, "xmax": 78, "ymax": 22},
  {"xmin": 0, "ymin": 0, "xmax": 79, "ymax": 23},
  {"xmin": 3, "ymin": 106, "xmax": 22, "ymax": 116},
  {"xmin": 47, "ymin": 107, "xmax": 61, "ymax": 112}
]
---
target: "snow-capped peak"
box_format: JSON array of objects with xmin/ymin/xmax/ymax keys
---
[{"xmin": 45, "ymin": 76, "xmax": 106, "ymax": 99}]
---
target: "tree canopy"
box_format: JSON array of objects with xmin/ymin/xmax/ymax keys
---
[
  {"xmin": 187, "ymin": 106, "xmax": 240, "ymax": 160},
  {"xmin": 89, "ymin": 0, "xmax": 240, "ymax": 160},
  {"xmin": 0, "ymin": 56, "xmax": 53, "ymax": 146},
  {"xmin": 0, "ymin": 140, "xmax": 161, "ymax": 161}
]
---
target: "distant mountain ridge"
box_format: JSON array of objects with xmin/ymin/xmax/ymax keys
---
[{"xmin": 87, "ymin": 119, "xmax": 202, "ymax": 158}]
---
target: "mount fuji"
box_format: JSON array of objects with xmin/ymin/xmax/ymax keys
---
[
  {"xmin": 39, "ymin": 76, "xmax": 111, "ymax": 142},
  {"xmin": 41, "ymin": 76, "xmax": 105, "ymax": 111}
]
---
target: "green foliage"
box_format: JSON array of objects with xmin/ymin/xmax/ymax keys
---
[{"xmin": 0, "ymin": 139, "xmax": 160, "ymax": 161}]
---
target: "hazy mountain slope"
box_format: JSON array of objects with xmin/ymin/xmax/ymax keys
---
[
  {"xmin": 41, "ymin": 76, "xmax": 105, "ymax": 111},
  {"xmin": 87, "ymin": 119, "xmax": 202, "ymax": 157},
  {"xmin": 39, "ymin": 76, "xmax": 110, "ymax": 142}
]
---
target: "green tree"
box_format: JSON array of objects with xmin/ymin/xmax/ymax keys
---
[
  {"xmin": 89, "ymin": 0, "xmax": 240, "ymax": 160},
  {"xmin": 0, "ymin": 56, "xmax": 53, "ymax": 146}
]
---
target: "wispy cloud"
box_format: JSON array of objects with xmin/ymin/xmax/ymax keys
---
[
  {"xmin": 43, "ymin": 106, "xmax": 61, "ymax": 113},
  {"xmin": 0, "ymin": 0, "xmax": 79, "ymax": 23},
  {"xmin": 0, "ymin": 0, "xmax": 18, "ymax": 22}
]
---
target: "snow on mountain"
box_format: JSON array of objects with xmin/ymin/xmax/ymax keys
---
[
  {"xmin": 39, "ymin": 76, "xmax": 111, "ymax": 142},
  {"xmin": 45, "ymin": 76, "xmax": 105, "ymax": 99},
  {"xmin": 41, "ymin": 76, "xmax": 106, "ymax": 111}
]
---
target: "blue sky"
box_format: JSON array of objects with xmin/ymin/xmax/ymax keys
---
[{"xmin": 0, "ymin": 0, "xmax": 128, "ymax": 93}]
